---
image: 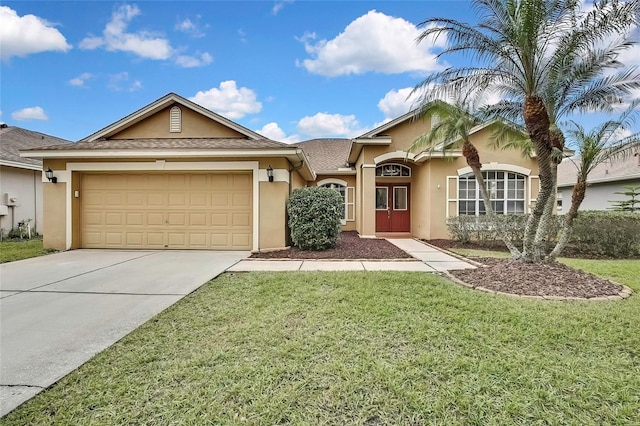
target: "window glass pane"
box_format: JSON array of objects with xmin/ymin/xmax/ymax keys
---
[
  {"xmin": 376, "ymin": 187, "xmax": 388, "ymax": 209},
  {"xmin": 394, "ymin": 187, "xmax": 407, "ymax": 210}
]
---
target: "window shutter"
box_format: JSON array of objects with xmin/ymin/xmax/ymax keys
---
[
  {"xmin": 446, "ymin": 176, "xmax": 458, "ymax": 218},
  {"xmin": 346, "ymin": 187, "xmax": 355, "ymax": 221}
]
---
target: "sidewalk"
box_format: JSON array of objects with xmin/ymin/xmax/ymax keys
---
[{"xmin": 227, "ymin": 238, "xmax": 476, "ymax": 272}]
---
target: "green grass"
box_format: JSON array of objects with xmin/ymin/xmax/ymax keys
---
[
  {"xmin": 0, "ymin": 238, "xmax": 55, "ymax": 263},
  {"xmin": 3, "ymin": 268, "xmax": 639, "ymax": 425}
]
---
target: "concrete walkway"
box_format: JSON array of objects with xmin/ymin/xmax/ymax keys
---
[{"xmin": 228, "ymin": 238, "xmax": 475, "ymax": 272}]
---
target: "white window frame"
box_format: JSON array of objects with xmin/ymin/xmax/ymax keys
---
[
  {"xmin": 457, "ymin": 171, "xmax": 527, "ymax": 216},
  {"xmin": 318, "ymin": 178, "xmax": 352, "ymax": 225},
  {"xmin": 393, "ymin": 186, "xmax": 408, "ymax": 211},
  {"xmin": 375, "ymin": 163, "xmax": 411, "ymax": 177},
  {"xmin": 375, "ymin": 186, "xmax": 389, "ymax": 210}
]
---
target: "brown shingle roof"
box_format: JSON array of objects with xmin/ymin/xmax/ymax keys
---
[
  {"xmin": 1, "ymin": 126, "xmax": 71, "ymax": 167},
  {"xmin": 23, "ymin": 137, "xmax": 292, "ymax": 152},
  {"xmin": 295, "ymin": 139, "xmax": 352, "ymax": 173},
  {"xmin": 557, "ymin": 147, "xmax": 640, "ymax": 187}
]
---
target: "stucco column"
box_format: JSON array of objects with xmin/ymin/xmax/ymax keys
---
[{"xmin": 360, "ymin": 164, "xmax": 376, "ymax": 237}]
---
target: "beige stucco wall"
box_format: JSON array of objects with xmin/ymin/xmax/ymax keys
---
[
  {"xmin": 42, "ymin": 157, "xmax": 298, "ymax": 251},
  {"xmin": 42, "ymin": 181, "xmax": 66, "ymax": 249},
  {"xmin": 111, "ymin": 105, "xmax": 246, "ymax": 139},
  {"xmin": 353, "ymin": 121, "xmax": 540, "ymax": 240},
  {"xmin": 0, "ymin": 166, "xmax": 44, "ymax": 235},
  {"xmin": 259, "ymin": 181, "xmax": 289, "ymax": 250}
]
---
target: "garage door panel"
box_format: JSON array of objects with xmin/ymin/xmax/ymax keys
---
[
  {"xmin": 106, "ymin": 212, "xmax": 123, "ymax": 225},
  {"xmin": 232, "ymin": 193, "xmax": 251, "ymax": 207},
  {"xmin": 168, "ymin": 213, "xmax": 186, "ymax": 226},
  {"xmin": 81, "ymin": 173, "xmax": 252, "ymax": 250},
  {"xmin": 147, "ymin": 193, "xmax": 165, "ymax": 206},
  {"xmin": 211, "ymin": 193, "xmax": 229, "ymax": 206}
]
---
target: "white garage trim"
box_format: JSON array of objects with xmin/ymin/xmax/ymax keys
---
[{"xmin": 58, "ymin": 161, "xmax": 259, "ymax": 251}]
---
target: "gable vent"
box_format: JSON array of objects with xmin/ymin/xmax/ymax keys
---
[{"xmin": 170, "ymin": 106, "xmax": 182, "ymax": 133}]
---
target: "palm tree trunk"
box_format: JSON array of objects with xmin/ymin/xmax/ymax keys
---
[
  {"xmin": 532, "ymin": 161, "xmax": 558, "ymax": 261},
  {"xmin": 548, "ymin": 177, "xmax": 587, "ymax": 260},
  {"xmin": 522, "ymin": 96, "xmax": 554, "ymax": 262}
]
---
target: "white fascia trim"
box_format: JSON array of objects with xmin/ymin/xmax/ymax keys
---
[
  {"xmin": 316, "ymin": 169, "xmax": 356, "ymax": 175},
  {"xmin": 361, "ymin": 164, "xmax": 377, "ymax": 169},
  {"xmin": 0, "ymin": 159, "xmax": 43, "ymax": 171},
  {"xmin": 58, "ymin": 160, "xmax": 260, "ymax": 251},
  {"xmin": 21, "ymin": 149, "xmax": 300, "ymax": 159},
  {"xmin": 374, "ymin": 151, "xmax": 416, "ymax": 164},
  {"xmin": 457, "ymin": 163, "xmax": 531, "ymax": 176},
  {"xmin": 81, "ymin": 93, "xmax": 264, "ymax": 142},
  {"xmin": 414, "ymin": 151, "xmax": 463, "ymax": 162},
  {"xmin": 353, "ymin": 137, "xmax": 392, "ymax": 145}
]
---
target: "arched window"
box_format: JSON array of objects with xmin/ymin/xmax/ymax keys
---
[
  {"xmin": 458, "ymin": 171, "xmax": 526, "ymax": 215},
  {"xmin": 170, "ymin": 106, "xmax": 181, "ymax": 133},
  {"xmin": 375, "ymin": 163, "xmax": 411, "ymax": 177},
  {"xmin": 321, "ymin": 182, "xmax": 346, "ymax": 221}
]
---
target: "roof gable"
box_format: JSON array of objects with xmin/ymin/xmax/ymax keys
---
[{"xmin": 81, "ymin": 93, "xmax": 264, "ymax": 142}]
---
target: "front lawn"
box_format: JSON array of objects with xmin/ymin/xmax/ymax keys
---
[
  {"xmin": 0, "ymin": 238, "xmax": 55, "ymax": 263},
  {"xmin": 4, "ymin": 266, "xmax": 639, "ymax": 425}
]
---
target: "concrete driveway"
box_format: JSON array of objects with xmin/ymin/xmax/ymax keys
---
[{"xmin": 0, "ymin": 249, "xmax": 247, "ymax": 416}]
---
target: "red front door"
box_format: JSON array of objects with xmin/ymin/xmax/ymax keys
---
[{"xmin": 375, "ymin": 184, "xmax": 410, "ymax": 232}]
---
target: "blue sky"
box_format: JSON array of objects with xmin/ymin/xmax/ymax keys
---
[{"xmin": 1, "ymin": 1, "xmax": 638, "ymax": 143}]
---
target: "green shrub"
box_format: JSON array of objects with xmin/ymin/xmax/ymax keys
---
[
  {"xmin": 570, "ymin": 211, "xmax": 640, "ymax": 257},
  {"xmin": 287, "ymin": 186, "xmax": 343, "ymax": 250},
  {"xmin": 446, "ymin": 211, "xmax": 640, "ymax": 258}
]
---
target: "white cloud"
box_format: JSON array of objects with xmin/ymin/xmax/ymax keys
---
[
  {"xmin": 175, "ymin": 17, "xmax": 206, "ymax": 38},
  {"xmin": 257, "ymin": 122, "xmax": 300, "ymax": 143},
  {"xmin": 377, "ymin": 87, "xmax": 422, "ymax": 121},
  {"xmin": 272, "ymin": 0, "xmax": 294, "ymax": 15},
  {"xmin": 0, "ymin": 6, "xmax": 71, "ymax": 61},
  {"xmin": 174, "ymin": 52, "xmax": 213, "ymax": 68},
  {"xmin": 79, "ymin": 4, "xmax": 172, "ymax": 60},
  {"xmin": 69, "ymin": 72, "xmax": 93, "ymax": 87},
  {"xmin": 297, "ymin": 112, "xmax": 365, "ymax": 138},
  {"xmin": 108, "ymin": 72, "xmax": 142, "ymax": 92},
  {"xmin": 189, "ymin": 81, "xmax": 262, "ymax": 119},
  {"xmin": 11, "ymin": 106, "xmax": 48, "ymax": 121},
  {"xmin": 297, "ymin": 10, "xmax": 446, "ymax": 76}
]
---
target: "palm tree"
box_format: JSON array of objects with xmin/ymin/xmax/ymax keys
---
[
  {"xmin": 408, "ymin": 100, "xmax": 523, "ymax": 255},
  {"xmin": 414, "ymin": 0, "xmax": 640, "ymax": 261},
  {"xmin": 549, "ymin": 101, "xmax": 640, "ymax": 258}
]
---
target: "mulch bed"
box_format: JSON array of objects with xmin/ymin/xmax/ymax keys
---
[
  {"xmin": 252, "ymin": 233, "xmax": 626, "ymax": 299},
  {"xmin": 250, "ymin": 231, "xmax": 413, "ymax": 260},
  {"xmin": 450, "ymin": 257, "xmax": 623, "ymax": 298}
]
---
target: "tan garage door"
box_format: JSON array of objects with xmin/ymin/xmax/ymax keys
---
[{"xmin": 80, "ymin": 173, "xmax": 252, "ymax": 250}]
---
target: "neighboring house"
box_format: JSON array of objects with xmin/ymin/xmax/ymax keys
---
[
  {"xmin": 557, "ymin": 147, "xmax": 640, "ymax": 213},
  {"xmin": 22, "ymin": 93, "xmax": 539, "ymax": 252},
  {"xmin": 0, "ymin": 125, "xmax": 71, "ymax": 235}
]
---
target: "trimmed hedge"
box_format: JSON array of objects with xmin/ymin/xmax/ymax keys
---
[
  {"xmin": 287, "ymin": 186, "xmax": 343, "ymax": 251},
  {"xmin": 446, "ymin": 211, "xmax": 640, "ymax": 257}
]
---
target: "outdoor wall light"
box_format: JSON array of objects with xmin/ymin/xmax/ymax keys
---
[
  {"xmin": 267, "ymin": 165, "xmax": 274, "ymax": 182},
  {"xmin": 45, "ymin": 168, "xmax": 57, "ymax": 184}
]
